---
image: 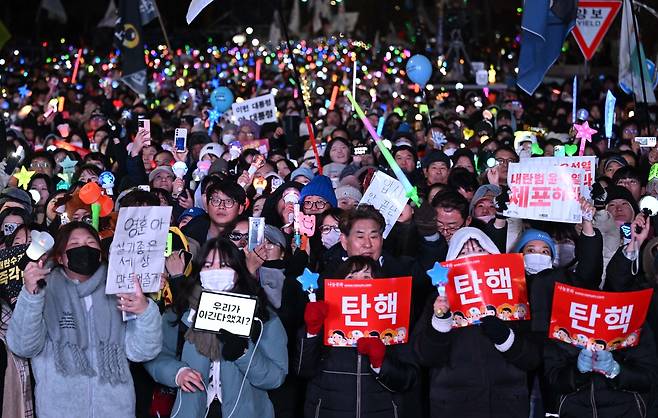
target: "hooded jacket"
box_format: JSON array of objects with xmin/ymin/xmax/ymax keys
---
[{"xmin": 413, "ymin": 227, "xmax": 541, "ymax": 418}]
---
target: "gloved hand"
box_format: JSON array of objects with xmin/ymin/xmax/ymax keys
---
[
  {"xmin": 217, "ymin": 329, "xmax": 249, "ymax": 361},
  {"xmin": 357, "ymin": 337, "xmax": 386, "ymax": 369},
  {"xmin": 480, "ymin": 315, "xmax": 511, "ymax": 345},
  {"xmin": 577, "ymin": 349, "xmax": 594, "ymax": 373},
  {"xmin": 304, "ymin": 301, "xmax": 328, "ymax": 335},
  {"xmin": 594, "ymin": 350, "xmax": 620, "ymax": 378},
  {"xmin": 591, "ymin": 183, "xmax": 607, "ymax": 210},
  {"xmin": 494, "ymin": 186, "xmax": 510, "ymax": 217}
]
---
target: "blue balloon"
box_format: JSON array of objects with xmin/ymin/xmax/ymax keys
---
[
  {"xmin": 406, "ymin": 54, "xmax": 432, "ymax": 88},
  {"xmin": 210, "ymin": 86, "xmax": 234, "ymax": 112}
]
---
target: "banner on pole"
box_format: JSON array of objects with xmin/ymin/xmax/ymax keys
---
[
  {"xmin": 549, "ymin": 283, "xmax": 653, "ymax": 351},
  {"xmin": 440, "ymin": 253, "xmax": 530, "ymax": 328},
  {"xmin": 505, "ymin": 161, "xmax": 585, "ymax": 223},
  {"xmin": 324, "ymin": 277, "xmax": 412, "ymax": 347}
]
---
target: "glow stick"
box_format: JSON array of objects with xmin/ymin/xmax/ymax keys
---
[
  {"xmin": 255, "ymin": 59, "xmax": 262, "ymax": 82},
  {"xmin": 345, "ymin": 92, "xmax": 421, "ymax": 206},
  {"xmin": 328, "ymin": 85, "xmax": 339, "ymax": 110},
  {"xmin": 71, "ymin": 48, "xmax": 83, "ymax": 85},
  {"xmin": 305, "ymin": 116, "xmax": 323, "ymax": 175},
  {"xmin": 572, "ymin": 75, "xmax": 577, "ymax": 124},
  {"xmin": 352, "ymin": 60, "xmax": 357, "ymax": 110},
  {"xmin": 605, "ymin": 90, "xmax": 616, "ymax": 148},
  {"xmin": 376, "ymin": 116, "xmax": 385, "ymax": 136}
]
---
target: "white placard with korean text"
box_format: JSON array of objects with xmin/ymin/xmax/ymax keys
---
[
  {"xmin": 517, "ymin": 156, "xmax": 595, "ymax": 198},
  {"xmin": 504, "ymin": 162, "xmax": 584, "ymax": 223},
  {"xmin": 359, "ymin": 171, "xmax": 409, "ymax": 238},
  {"xmin": 231, "ymin": 93, "xmax": 277, "ymax": 124},
  {"xmin": 194, "ymin": 291, "xmax": 257, "ymax": 337},
  {"xmin": 106, "ymin": 206, "xmax": 172, "ymax": 294}
]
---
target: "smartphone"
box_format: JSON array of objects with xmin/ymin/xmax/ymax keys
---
[
  {"xmin": 174, "ymin": 128, "xmax": 188, "ymax": 152},
  {"xmin": 635, "ymin": 137, "xmax": 657, "ymax": 148},
  {"xmin": 138, "ymin": 117, "xmax": 151, "ymax": 145}
]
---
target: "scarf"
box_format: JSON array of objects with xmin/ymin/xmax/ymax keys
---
[
  {"xmin": 0, "ymin": 303, "xmax": 33, "ymax": 418},
  {"xmin": 43, "ymin": 265, "xmax": 129, "ymax": 385},
  {"xmin": 185, "ymin": 285, "xmax": 222, "ymax": 361}
]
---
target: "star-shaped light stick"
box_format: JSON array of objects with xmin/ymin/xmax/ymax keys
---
[
  {"xmin": 18, "ymin": 85, "xmax": 31, "ymax": 99},
  {"xmin": 59, "ymin": 156, "xmax": 78, "ymax": 174},
  {"xmin": 297, "ymin": 268, "xmax": 320, "ymax": 302},
  {"xmin": 14, "ymin": 166, "xmax": 35, "ymax": 190},
  {"xmin": 574, "ymin": 121, "xmax": 597, "ymax": 157},
  {"xmin": 426, "ymin": 262, "xmax": 450, "ymax": 297}
]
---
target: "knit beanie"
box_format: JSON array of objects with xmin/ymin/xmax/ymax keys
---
[
  {"xmin": 604, "ymin": 185, "xmax": 639, "ymax": 215},
  {"xmin": 335, "ymin": 185, "xmax": 362, "ymax": 203},
  {"xmin": 513, "ymin": 229, "xmax": 557, "ymax": 259},
  {"xmin": 300, "ymin": 175, "xmax": 338, "ymax": 208}
]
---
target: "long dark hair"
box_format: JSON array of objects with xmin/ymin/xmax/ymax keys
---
[{"xmin": 173, "ymin": 237, "xmax": 270, "ymax": 323}]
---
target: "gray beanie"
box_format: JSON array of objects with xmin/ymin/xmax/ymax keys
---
[
  {"xmin": 335, "ymin": 185, "xmax": 362, "ymax": 203},
  {"xmin": 469, "ymin": 184, "xmax": 501, "ymax": 214},
  {"xmin": 0, "ymin": 187, "xmax": 33, "ymax": 215},
  {"xmin": 264, "ymin": 225, "xmax": 287, "ymax": 249}
]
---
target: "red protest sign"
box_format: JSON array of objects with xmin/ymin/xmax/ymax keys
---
[
  {"xmin": 323, "ymin": 277, "xmax": 412, "ymax": 347},
  {"xmin": 572, "ymin": 1, "xmax": 622, "ymax": 61},
  {"xmin": 549, "ymin": 283, "xmax": 653, "ymax": 351},
  {"xmin": 440, "ymin": 253, "xmax": 530, "ymax": 328}
]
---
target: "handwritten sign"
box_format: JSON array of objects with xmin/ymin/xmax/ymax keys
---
[
  {"xmin": 194, "ymin": 291, "xmax": 258, "ymax": 337},
  {"xmin": 359, "ymin": 171, "xmax": 408, "ymax": 238},
  {"xmin": 106, "ymin": 206, "xmax": 172, "ymax": 294},
  {"xmin": 0, "ymin": 244, "xmax": 28, "ymax": 306},
  {"xmin": 324, "ymin": 277, "xmax": 412, "ymax": 347},
  {"xmin": 549, "ymin": 283, "xmax": 653, "ymax": 351},
  {"xmin": 232, "ymin": 93, "xmax": 277, "ymax": 124},
  {"xmin": 505, "ymin": 162, "xmax": 584, "ymax": 223},
  {"xmin": 441, "ymin": 254, "xmax": 530, "ymax": 328}
]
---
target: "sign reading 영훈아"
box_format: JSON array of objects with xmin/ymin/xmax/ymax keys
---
[{"xmin": 106, "ymin": 206, "xmax": 172, "ymax": 294}]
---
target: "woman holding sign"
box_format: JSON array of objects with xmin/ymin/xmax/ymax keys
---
[
  {"xmin": 413, "ymin": 227, "xmax": 541, "ymax": 418},
  {"xmin": 144, "ymin": 237, "xmax": 288, "ymax": 418},
  {"xmin": 6, "ymin": 221, "xmax": 163, "ymax": 418},
  {"xmin": 543, "ymin": 213, "xmax": 658, "ymax": 417}
]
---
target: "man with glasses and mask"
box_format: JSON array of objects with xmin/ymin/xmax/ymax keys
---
[
  {"xmin": 299, "ymin": 175, "xmax": 337, "ymax": 216},
  {"xmin": 26, "ymin": 151, "xmax": 56, "ymax": 178}
]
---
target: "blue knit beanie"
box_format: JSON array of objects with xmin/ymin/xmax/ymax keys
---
[
  {"xmin": 513, "ymin": 229, "xmax": 556, "ymax": 259},
  {"xmin": 300, "ymin": 175, "xmax": 338, "ymax": 208}
]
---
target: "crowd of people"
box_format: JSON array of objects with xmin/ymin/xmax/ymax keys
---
[{"xmin": 0, "ymin": 35, "xmax": 657, "ymax": 418}]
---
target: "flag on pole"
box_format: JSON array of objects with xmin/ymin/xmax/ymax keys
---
[
  {"xmin": 619, "ymin": 0, "xmax": 656, "ymax": 103},
  {"xmin": 98, "ymin": 0, "xmax": 117, "ymax": 28},
  {"xmin": 517, "ymin": 0, "xmax": 576, "ymax": 95},
  {"xmin": 139, "ymin": 0, "xmax": 158, "ymax": 25},
  {"xmin": 115, "ymin": 0, "xmax": 147, "ymax": 97},
  {"xmin": 39, "ymin": 0, "xmax": 67, "ymax": 23},
  {"xmin": 0, "ymin": 20, "xmax": 10, "ymax": 51},
  {"xmin": 186, "ymin": 0, "xmax": 214, "ymax": 24}
]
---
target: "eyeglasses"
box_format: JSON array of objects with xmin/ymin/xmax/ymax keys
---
[
  {"xmin": 303, "ymin": 200, "xmax": 327, "ymax": 210},
  {"xmin": 436, "ymin": 221, "xmax": 465, "ymax": 234},
  {"xmin": 30, "ymin": 162, "xmax": 51, "ymax": 169},
  {"xmin": 495, "ymin": 157, "xmax": 518, "ymax": 165},
  {"xmin": 320, "ymin": 225, "xmax": 340, "ymax": 234},
  {"xmin": 264, "ymin": 241, "xmax": 279, "ymax": 250},
  {"xmin": 228, "ymin": 231, "xmax": 248, "ymax": 241},
  {"xmin": 209, "ymin": 197, "xmax": 236, "ymax": 208},
  {"xmin": 617, "ymin": 179, "xmax": 640, "ymax": 187},
  {"xmin": 239, "ymin": 130, "xmax": 255, "ymax": 137}
]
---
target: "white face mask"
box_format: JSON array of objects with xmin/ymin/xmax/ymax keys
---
[
  {"xmin": 321, "ymin": 229, "xmax": 341, "ymax": 249},
  {"xmin": 200, "ymin": 268, "xmax": 236, "ymax": 292},
  {"xmin": 524, "ymin": 253, "xmax": 553, "ymax": 274},
  {"xmin": 477, "ymin": 215, "xmax": 495, "ymax": 224}
]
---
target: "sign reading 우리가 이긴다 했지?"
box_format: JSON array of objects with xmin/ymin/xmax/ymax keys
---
[
  {"xmin": 231, "ymin": 93, "xmax": 277, "ymax": 125},
  {"xmin": 504, "ymin": 162, "xmax": 584, "ymax": 223},
  {"xmin": 359, "ymin": 171, "xmax": 409, "ymax": 238},
  {"xmin": 193, "ymin": 291, "xmax": 258, "ymax": 337},
  {"xmin": 106, "ymin": 206, "xmax": 172, "ymax": 294}
]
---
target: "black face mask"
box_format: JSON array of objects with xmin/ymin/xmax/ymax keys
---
[{"xmin": 66, "ymin": 246, "xmax": 101, "ymax": 276}]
